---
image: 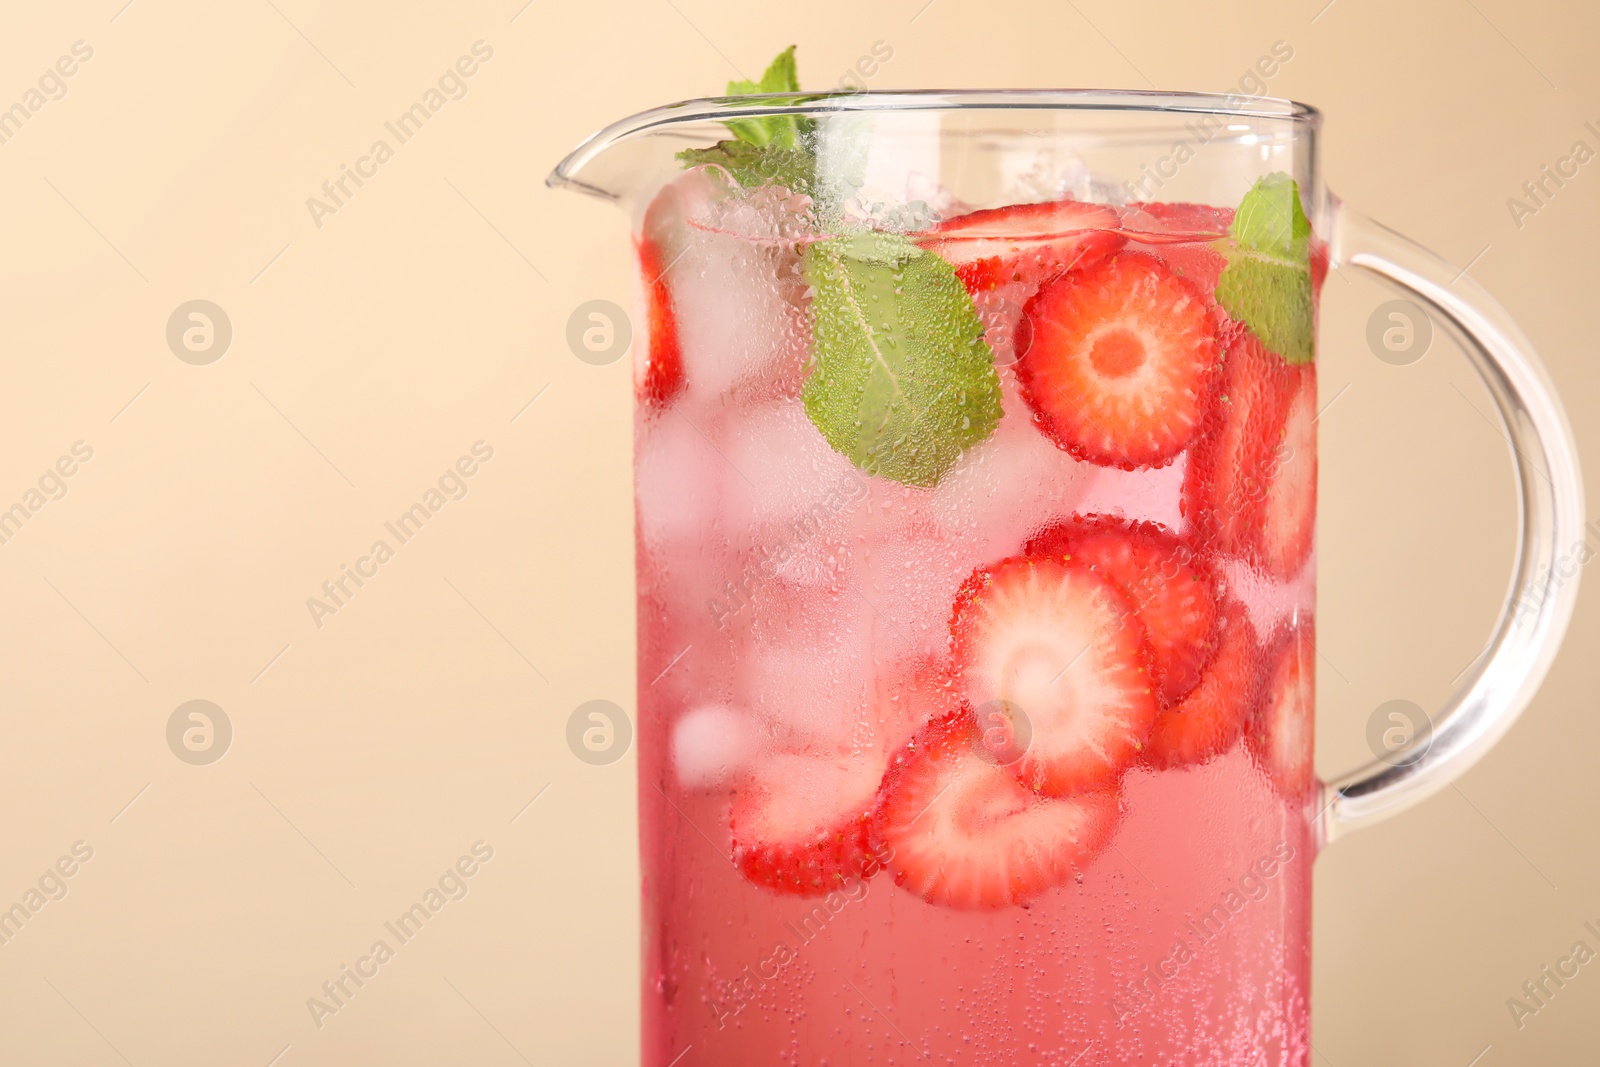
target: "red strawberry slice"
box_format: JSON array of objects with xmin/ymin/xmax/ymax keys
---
[
  {"xmin": 1259, "ymin": 366, "xmax": 1317, "ymax": 577},
  {"xmin": 873, "ymin": 711, "xmax": 1120, "ymax": 909},
  {"xmin": 1182, "ymin": 331, "xmax": 1316, "ymax": 578},
  {"xmin": 950, "ymin": 555, "xmax": 1157, "ymax": 797},
  {"xmin": 634, "ymin": 233, "xmax": 686, "ymax": 408},
  {"xmin": 1248, "ymin": 620, "xmax": 1316, "ymax": 800},
  {"xmin": 731, "ymin": 749, "xmax": 891, "ymax": 896},
  {"xmin": 1140, "ymin": 241, "xmax": 1229, "ymax": 299},
  {"xmin": 1116, "ymin": 202, "xmax": 1233, "ymax": 243},
  {"xmin": 1026, "ymin": 516, "xmax": 1220, "ymax": 706},
  {"xmin": 636, "ymin": 185, "xmax": 690, "ymax": 408},
  {"xmin": 1310, "ymin": 241, "xmax": 1330, "ymax": 299},
  {"xmin": 1016, "ymin": 252, "xmax": 1221, "ymax": 470},
  {"xmin": 1183, "ymin": 330, "xmax": 1277, "ymax": 555},
  {"xmin": 1144, "ymin": 600, "xmax": 1259, "ymax": 769},
  {"xmin": 916, "ymin": 200, "xmax": 1125, "ymax": 293},
  {"xmin": 1118, "ymin": 202, "xmax": 1234, "ymax": 298},
  {"xmin": 728, "ymin": 656, "xmax": 952, "ymax": 896}
]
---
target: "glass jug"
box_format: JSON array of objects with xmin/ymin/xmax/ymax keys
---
[{"xmin": 549, "ymin": 90, "xmax": 1583, "ymax": 1066}]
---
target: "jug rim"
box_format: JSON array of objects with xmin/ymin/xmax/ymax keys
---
[{"xmin": 548, "ymin": 88, "xmax": 1321, "ymax": 196}]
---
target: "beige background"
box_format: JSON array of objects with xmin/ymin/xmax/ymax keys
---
[{"xmin": 0, "ymin": 0, "xmax": 1595, "ymax": 1063}]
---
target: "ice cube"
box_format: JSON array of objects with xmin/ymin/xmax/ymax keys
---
[
  {"xmin": 738, "ymin": 748, "xmax": 892, "ymax": 834},
  {"xmin": 735, "ymin": 590, "xmax": 876, "ymax": 754},
  {"xmin": 1073, "ymin": 453, "xmax": 1188, "ymax": 532},
  {"xmin": 719, "ymin": 400, "xmax": 866, "ymax": 542},
  {"xmin": 635, "ymin": 408, "xmax": 725, "ymax": 546},
  {"xmin": 672, "ymin": 704, "xmax": 754, "ymax": 790},
  {"xmin": 763, "ymin": 523, "xmax": 852, "ymax": 593},
  {"xmin": 1215, "ymin": 551, "xmax": 1316, "ymax": 641},
  {"xmin": 676, "ymin": 236, "xmax": 811, "ymax": 407},
  {"xmin": 687, "ymin": 181, "xmax": 816, "ymax": 247},
  {"xmin": 1000, "ymin": 142, "xmax": 1097, "ymax": 205},
  {"xmin": 714, "ymin": 510, "xmax": 855, "ymax": 615},
  {"xmin": 925, "ymin": 381, "xmax": 1098, "ymax": 559},
  {"xmin": 971, "ymin": 280, "xmax": 1033, "ymax": 367},
  {"xmin": 636, "ymin": 408, "xmax": 743, "ymax": 635},
  {"xmin": 647, "ymin": 172, "xmax": 812, "ymax": 409},
  {"xmin": 859, "ymin": 525, "xmax": 974, "ymax": 663},
  {"xmin": 814, "ymin": 112, "xmax": 920, "ymax": 211}
]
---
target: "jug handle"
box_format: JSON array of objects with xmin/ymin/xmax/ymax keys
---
[{"xmin": 1317, "ymin": 198, "xmax": 1586, "ymax": 843}]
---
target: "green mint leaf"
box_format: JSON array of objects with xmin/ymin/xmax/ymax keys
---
[
  {"xmin": 761, "ymin": 45, "xmax": 799, "ymax": 92},
  {"xmin": 676, "ymin": 46, "xmax": 817, "ymax": 192},
  {"xmin": 1230, "ymin": 172, "xmax": 1310, "ymax": 258},
  {"xmin": 1215, "ymin": 173, "xmax": 1315, "ymax": 363},
  {"xmin": 676, "ymin": 140, "xmax": 815, "ymax": 195},
  {"xmin": 800, "ymin": 232, "xmax": 1003, "ymax": 487},
  {"xmin": 721, "ymin": 45, "xmax": 811, "ymax": 150}
]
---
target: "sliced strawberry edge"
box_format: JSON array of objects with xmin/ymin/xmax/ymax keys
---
[
  {"xmin": 730, "ymin": 751, "xmax": 890, "ymax": 897},
  {"xmin": 1310, "ymin": 241, "xmax": 1330, "ymax": 297},
  {"xmin": 950, "ymin": 555, "xmax": 1158, "ymax": 798},
  {"xmin": 1247, "ymin": 621, "xmax": 1316, "ymax": 801},
  {"xmin": 634, "ymin": 233, "xmax": 685, "ymax": 408},
  {"xmin": 922, "ymin": 199, "xmax": 1123, "ymax": 241},
  {"xmin": 1116, "ymin": 201, "xmax": 1234, "ymax": 244},
  {"xmin": 1182, "ymin": 329, "xmax": 1278, "ymax": 557},
  {"xmin": 1257, "ymin": 367, "xmax": 1317, "ymax": 579},
  {"xmin": 1024, "ymin": 514, "xmax": 1221, "ymax": 706},
  {"xmin": 914, "ymin": 200, "xmax": 1128, "ymax": 294},
  {"xmin": 1143, "ymin": 599, "xmax": 1259, "ymax": 770},
  {"xmin": 1182, "ymin": 330, "xmax": 1315, "ymax": 576},
  {"xmin": 873, "ymin": 710, "xmax": 1121, "ymax": 909},
  {"xmin": 945, "ymin": 230, "xmax": 1126, "ymax": 293}
]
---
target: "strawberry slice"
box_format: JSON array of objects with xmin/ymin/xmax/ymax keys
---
[
  {"xmin": 1183, "ymin": 330, "xmax": 1276, "ymax": 556},
  {"xmin": 1026, "ymin": 516, "xmax": 1220, "ymax": 706},
  {"xmin": 950, "ymin": 555, "xmax": 1157, "ymax": 797},
  {"xmin": 1259, "ymin": 364, "xmax": 1317, "ymax": 577},
  {"xmin": 916, "ymin": 200, "xmax": 1125, "ymax": 293},
  {"xmin": 1182, "ymin": 330, "xmax": 1316, "ymax": 577},
  {"xmin": 1248, "ymin": 620, "xmax": 1316, "ymax": 801},
  {"xmin": 729, "ymin": 656, "xmax": 952, "ymax": 896},
  {"xmin": 636, "ymin": 185, "xmax": 690, "ymax": 408},
  {"xmin": 1016, "ymin": 252, "xmax": 1220, "ymax": 470},
  {"xmin": 634, "ymin": 233, "xmax": 686, "ymax": 408},
  {"xmin": 1116, "ymin": 202, "xmax": 1233, "ymax": 244},
  {"xmin": 731, "ymin": 750, "xmax": 890, "ymax": 896},
  {"xmin": 1311, "ymin": 241, "xmax": 1330, "ymax": 300},
  {"xmin": 1144, "ymin": 600, "xmax": 1260, "ymax": 769},
  {"xmin": 874, "ymin": 711, "xmax": 1120, "ymax": 909},
  {"xmin": 1118, "ymin": 202, "xmax": 1233, "ymax": 298}
]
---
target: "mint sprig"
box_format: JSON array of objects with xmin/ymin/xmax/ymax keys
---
[
  {"xmin": 676, "ymin": 48, "xmax": 1003, "ymax": 487},
  {"xmin": 1214, "ymin": 173, "xmax": 1315, "ymax": 363},
  {"xmin": 801, "ymin": 233, "xmax": 1003, "ymax": 487},
  {"xmin": 721, "ymin": 45, "xmax": 811, "ymax": 148},
  {"xmin": 676, "ymin": 45, "xmax": 816, "ymax": 193},
  {"xmin": 676, "ymin": 139, "xmax": 815, "ymax": 196}
]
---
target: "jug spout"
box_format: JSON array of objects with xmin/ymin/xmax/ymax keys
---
[{"xmin": 546, "ymin": 92, "xmax": 830, "ymax": 206}]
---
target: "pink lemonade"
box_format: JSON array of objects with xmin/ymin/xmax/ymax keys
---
[{"xmin": 633, "ymin": 162, "xmax": 1319, "ymax": 1065}]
